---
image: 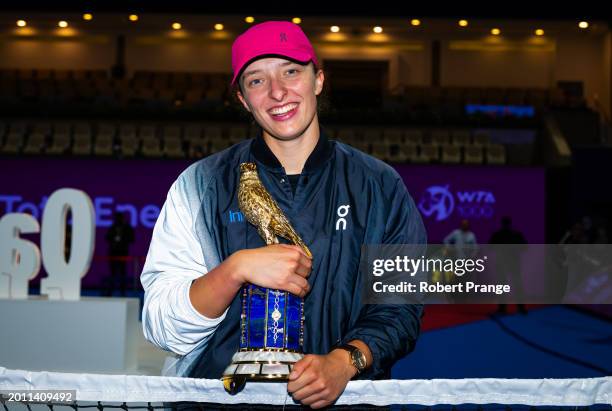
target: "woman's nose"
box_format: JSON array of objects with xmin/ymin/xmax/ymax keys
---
[{"xmin": 268, "ymin": 78, "xmax": 287, "ymax": 100}]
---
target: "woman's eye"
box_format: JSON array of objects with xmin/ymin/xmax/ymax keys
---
[
  {"xmin": 249, "ymin": 79, "xmax": 262, "ymax": 87},
  {"xmin": 286, "ymin": 69, "xmax": 298, "ymax": 76}
]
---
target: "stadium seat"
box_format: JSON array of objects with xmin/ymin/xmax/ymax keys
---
[
  {"xmin": 228, "ymin": 125, "xmax": 248, "ymax": 145},
  {"xmin": 404, "ymin": 129, "xmax": 423, "ymax": 145},
  {"xmin": 141, "ymin": 137, "xmax": 162, "ymax": 158},
  {"xmin": 140, "ymin": 124, "xmax": 161, "ymax": 158},
  {"xmin": 163, "ymin": 136, "xmax": 185, "ymax": 159},
  {"xmin": 47, "ymin": 123, "xmax": 72, "ymax": 155},
  {"xmin": 383, "ymin": 129, "xmax": 404, "ymax": 145},
  {"xmin": 486, "ymin": 144, "xmax": 507, "ymax": 164},
  {"xmin": 119, "ymin": 124, "xmax": 139, "ymax": 157},
  {"xmin": 337, "ymin": 128, "xmax": 357, "ymax": 145},
  {"xmin": 363, "ymin": 128, "xmax": 382, "ymax": 146},
  {"xmin": 415, "ymin": 143, "xmax": 439, "ymax": 163},
  {"xmin": 94, "ymin": 123, "xmax": 116, "ymax": 156},
  {"xmin": 23, "ymin": 131, "xmax": 46, "ymax": 155},
  {"xmin": 464, "ymin": 146, "xmax": 484, "ymax": 164},
  {"xmin": 441, "ymin": 144, "xmax": 462, "ymax": 164},
  {"xmin": 430, "ymin": 129, "xmax": 451, "ymax": 146},
  {"xmin": 163, "ymin": 125, "xmax": 181, "ymax": 141},
  {"xmin": 204, "ymin": 126, "xmax": 223, "ymax": 140},
  {"xmin": 0, "ymin": 123, "xmax": 27, "ymax": 154},
  {"xmin": 209, "ymin": 136, "xmax": 229, "ymax": 154},
  {"xmin": 451, "ymin": 130, "xmax": 471, "ymax": 147},
  {"xmin": 72, "ymin": 123, "xmax": 93, "ymax": 156},
  {"xmin": 371, "ymin": 141, "xmax": 390, "ymax": 162},
  {"xmin": 472, "ymin": 132, "xmax": 491, "ymax": 147}
]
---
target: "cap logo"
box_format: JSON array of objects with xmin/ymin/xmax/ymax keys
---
[{"xmin": 280, "ymin": 32, "xmax": 288, "ymax": 42}]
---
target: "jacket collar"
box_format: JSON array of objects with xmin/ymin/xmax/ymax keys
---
[{"xmin": 250, "ymin": 126, "xmax": 333, "ymax": 174}]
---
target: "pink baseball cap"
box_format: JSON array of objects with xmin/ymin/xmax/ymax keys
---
[{"xmin": 231, "ymin": 20, "xmax": 319, "ymax": 86}]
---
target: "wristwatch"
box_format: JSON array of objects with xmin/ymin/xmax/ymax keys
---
[{"xmin": 336, "ymin": 344, "xmax": 368, "ymax": 375}]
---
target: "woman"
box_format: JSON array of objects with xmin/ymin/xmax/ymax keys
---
[{"xmin": 141, "ymin": 20, "xmax": 427, "ymax": 409}]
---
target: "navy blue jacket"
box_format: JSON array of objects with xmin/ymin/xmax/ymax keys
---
[{"xmin": 187, "ymin": 126, "xmax": 427, "ymax": 380}]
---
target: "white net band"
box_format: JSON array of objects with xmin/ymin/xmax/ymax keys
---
[{"xmin": 1, "ymin": 367, "xmax": 610, "ymax": 407}]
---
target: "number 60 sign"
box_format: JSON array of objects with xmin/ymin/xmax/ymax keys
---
[{"xmin": 0, "ymin": 188, "xmax": 95, "ymax": 301}]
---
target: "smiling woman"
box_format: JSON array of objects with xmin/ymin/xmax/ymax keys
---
[
  {"xmin": 141, "ymin": 19, "xmax": 427, "ymax": 411},
  {"xmin": 230, "ymin": 57, "xmax": 330, "ymax": 134}
]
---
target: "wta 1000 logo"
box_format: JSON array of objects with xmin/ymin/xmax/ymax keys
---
[{"xmin": 418, "ymin": 185, "xmax": 496, "ymax": 221}]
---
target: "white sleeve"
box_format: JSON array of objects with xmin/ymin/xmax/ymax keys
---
[{"xmin": 140, "ymin": 177, "xmax": 228, "ymax": 356}]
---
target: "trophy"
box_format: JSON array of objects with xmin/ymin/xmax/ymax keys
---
[{"xmin": 222, "ymin": 162, "xmax": 312, "ymax": 394}]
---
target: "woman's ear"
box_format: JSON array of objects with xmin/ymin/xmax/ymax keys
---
[
  {"xmin": 236, "ymin": 89, "xmax": 252, "ymax": 113},
  {"xmin": 314, "ymin": 69, "xmax": 325, "ymax": 97}
]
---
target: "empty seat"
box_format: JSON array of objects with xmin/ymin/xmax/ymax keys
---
[
  {"xmin": 440, "ymin": 144, "xmax": 461, "ymax": 164},
  {"xmin": 383, "ymin": 129, "xmax": 403, "ymax": 145},
  {"xmin": 404, "ymin": 129, "xmax": 423, "ymax": 145},
  {"xmin": 209, "ymin": 136, "xmax": 229, "ymax": 153},
  {"xmin": 228, "ymin": 125, "xmax": 247, "ymax": 145},
  {"xmin": 31, "ymin": 122, "xmax": 51, "ymax": 136},
  {"xmin": 1, "ymin": 126, "xmax": 26, "ymax": 154},
  {"xmin": 23, "ymin": 131, "xmax": 46, "ymax": 155},
  {"xmin": 486, "ymin": 144, "xmax": 506, "ymax": 164},
  {"xmin": 94, "ymin": 133, "xmax": 113, "ymax": 156},
  {"xmin": 97, "ymin": 122, "xmax": 116, "ymax": 139},
  {"xmin": 119, "ymin": 124, "xmax": 138, "ymax": 157},
  {"xmin": 389, "ymin": 144, "xmax": 417, "ymax": 163},
  {"xmin": 414, "ymin": 144, "xmax": 439, "ymax": 163},
  {"xmin": 363, "ymin": 128, "xmax": 382, "ymax": 145},
  {"xmin": 337, "ymin": 128, "xmax": 357, "ymax": 144},
  {"xmin": 47, "ymin": 123, "xmax": 72, "ymax": 155},
  {"xmin": 472, "ymin": 133, "xmax": 490, "ymax": 147},
  {"xmin": 139, "ymin": 124, "xmax": 157, "ymax": 139},
  {"xmin": 163, "ymin": 125, "xmax": 181, "ymax": 140},
  {"xmin": 141, "ymin": 135, "xmax": 162, "ymax": 158},
  {"xmin": 163, "ymin": 136, "xmax": 185, "ymax": 159},
  {"xmin": 371, "ymin": 141, "xmax": 389, "ymax": 162},
  {"xmin": 430, "ymin": 129, "xmax": 451, "ymax": 146},
  {"xmin": 188, "ymin": 136, "xmax": 208, "ymax": 158},
  {"xmin": 72, "ymin": 124, "xmax": 92, "ymax": 156},
  {"xmin": 353, "ymin": 140, "xmax": 370, "ymax": 153},
  {"xmin": 451, "ymin": 130, "xmax": 471, "ymax": 147},
  {"xmin": 184, "ymin": 124, "xmax": 203, "ymax": 142},
  {"xmin": 203, "ymin": 126, "xmax": 223, "ymax": 140},
  {"xmin": 464, "ymin": 146, "xmax": 484, "ymax": 164},
  {"xmin": 140, "ymin": 124, "xmax": 160, "ymax": 157}
]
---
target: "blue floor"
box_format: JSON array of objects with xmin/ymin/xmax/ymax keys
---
[{"xmin": 393, "ymin": 305, "xmax": 612, "ymax": 379}]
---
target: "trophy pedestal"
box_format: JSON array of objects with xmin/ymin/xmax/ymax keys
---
[{"xmin": 222, "ymin": 349, "xmax": 304, "ymax": 394}]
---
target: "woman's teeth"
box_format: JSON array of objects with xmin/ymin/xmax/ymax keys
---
[{"xmin": 270, "ymin": 103, "xmax": 298, "ymax": 115}]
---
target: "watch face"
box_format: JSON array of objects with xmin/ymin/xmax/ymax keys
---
[{"xmin": 351, "ymin": 350, "xmax": 367, "ymax": 370}]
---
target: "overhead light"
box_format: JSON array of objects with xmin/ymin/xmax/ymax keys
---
[
  {"xmin": 292, "ymin": 17, "xmax": 302, "ymax": 24},
  {"xmin": 578, "ymin": 21, "xmax": 589, "ymax": 29},
  {"xmin": 172, "ymin": 22, "xmax": 182, "ymax": 30},
  {"xmin": 330, "ymin": 25, "xmax": 340, "ymax": 33},
  {"xmin": 245, "ymin": 16, "xmax": 255, "ymax": 23},
  {"xmin": 458, "ymin": 19, "xmax": 468, "ymax": 27},
  {"xmin": 58, "ymin": 21, "xmax": 68, "ymax": 28},
  {"xmin": 129, "ymin": 14, "xmax": 139, "ymax": 22},
  {"xmin": 535, "ymin": 28, "xmax": 544, "ymax": 36},
  {"xmin": 491, "ymin": 28, "xmax": 501, "ymax": 36},
  {"xmin": 16, "ymin": 19, "xmax": 26, "ymax": 27},
  {"xmin": 373, "ymin": 26, "xmax": 383, "ymax": 33},
  {"xmin": 83, "ymin": 13, "xmax": 93, "ymax": 21},
  {"xmin": 214, "ymin": 23, "xmax": 224, "ymax": 31},
  {"xmin": 411, "ymin": 19, "xmax": 421, "ymax": 26}
]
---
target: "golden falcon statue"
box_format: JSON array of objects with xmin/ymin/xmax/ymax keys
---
[{"xmin": 238, "ymin": 162, "xmax": 312, "ymax": 258}]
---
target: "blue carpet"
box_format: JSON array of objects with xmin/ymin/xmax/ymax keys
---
[{"xmin": 393, "ymin": 305, "xmax": 612, "ymax": 378}]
